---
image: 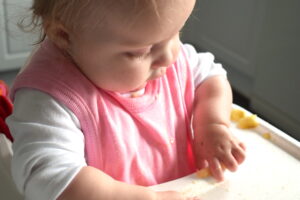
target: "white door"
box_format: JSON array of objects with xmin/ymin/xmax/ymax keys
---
[{"xmin": 0, "ymin": 0, "xmax": 36, "ymax": 71}]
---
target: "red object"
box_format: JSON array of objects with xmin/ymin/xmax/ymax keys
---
[{"xmin": 0, "ymin": 80, "xmax": 13, "ymax": 141}]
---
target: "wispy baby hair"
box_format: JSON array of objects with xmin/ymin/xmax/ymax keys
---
[
  {"xmin": 20, "ymin": 0, "xmax": 93, "ymax": 44},
  {"xmin": 20, "ymin": 0, "xmax": 160, "ymax": 44}
]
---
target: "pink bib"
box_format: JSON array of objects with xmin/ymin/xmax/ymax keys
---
[{"xmin": 11, "ymin": 40, "xmax": 197, "ymax": 185}]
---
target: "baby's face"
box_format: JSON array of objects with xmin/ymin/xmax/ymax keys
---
[{"xmin": 67, "ymin": 0, "xmax": 195, "ymax": 93}]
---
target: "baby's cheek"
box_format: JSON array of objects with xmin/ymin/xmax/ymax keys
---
[{"xmin": 172, "ymin": 41, "xmax": 181, "ymax": 61}]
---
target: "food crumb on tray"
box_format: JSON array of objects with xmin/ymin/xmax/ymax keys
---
[
  {"xmin": 231, "ymin": 108, "xmax": 259, "ymax": 129},
  {"xmin": 262, "ymin": 132, "xmax": 271, "ymax": 140},
  {"xmin": 196, "ymin": 164, "xmax": 226, "ymax": 179},
  {"xmin": 196, "ymin": 168, "xmax": 211, "ymax": 178},
  {"xmin": 237, "ymin": 114, "xmax": 259, "ymax": 129},
  {"xmin": 231, "ymin": 109, "xmax": 246, "ymax": 122}
]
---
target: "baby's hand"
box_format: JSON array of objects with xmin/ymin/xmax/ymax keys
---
[
  {"xmin": 155, "ymin": 191, "xmax": 200, "ymax": 200},
  {"xmin": 193, "ymin": 123, "xmax": 246, "ymax": 181}
]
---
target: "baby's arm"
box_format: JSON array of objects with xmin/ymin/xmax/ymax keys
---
[
  {"xmin": 58, "ymin": 166, "xmax": 194, "ymax": 200},
  {"xmin": 58, "ymin": 166, "xmax": 154, "ymax": 199},
  {"xmin": 192, "ymin": 76, "xmax": 246, "ymax": 181}
]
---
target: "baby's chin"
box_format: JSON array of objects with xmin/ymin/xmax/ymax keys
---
[
  {"xmin": 128, "ymin": 82, "xmax": 148, "ymax": 93},
  {"xmin": 149, "ymin": 67, "xmax": 167, "ymax": 80},
  {"xmin": 130, "ymin": 68, "xmax": 167, "ymax": 91},
  {"xmin": 119, "ymin": 68, "xmax": 167, "ymax": 93}
]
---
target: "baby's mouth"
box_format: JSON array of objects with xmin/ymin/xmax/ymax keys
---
[
  {"xmin": 150, "ymin": 67, "xmax": 167, "ymax": 80},
  {"xmin": 129, "ymin": 68, "xmax": 167, "ymax": 93}
]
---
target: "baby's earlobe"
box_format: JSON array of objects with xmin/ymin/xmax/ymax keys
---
[
  {"xmin": 45, "ymin": 22, "xmax": 70, "ymax": 50},
  {"xmin": 55, "ymin": 29, "xmax": 70, "ymax": 50}
]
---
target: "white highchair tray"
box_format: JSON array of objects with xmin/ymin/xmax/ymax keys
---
[{"xmin": 150, "ymin": 105, "xmax": 300, "ymax": 200}]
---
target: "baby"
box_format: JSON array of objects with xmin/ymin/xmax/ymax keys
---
[{"xmin": 7, "ymin": 0, "xmax": 246, "ymax": 199}]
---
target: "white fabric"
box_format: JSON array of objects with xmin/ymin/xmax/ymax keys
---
[
  {"xmin": 183, "ymin": 44, "xmax": 225, "ymax": 86},
  {"xmin": 7, "ymin": 91, "xmax": 86, "ymax": 200},
  {"xmin": 6, "ymin": 44, "xmax": 226, "ymax": 200},
  {"xmin": 0, "ymin": 135, "xmax": 23, "ymax": 199},
  {"xmin": 0, "ymin": 134, "xmax": 12, "ymax": 173}
]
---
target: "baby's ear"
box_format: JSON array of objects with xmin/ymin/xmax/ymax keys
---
[{"xmin": 45, "ymin": 21, "xmax": 70, "ymax": 50}]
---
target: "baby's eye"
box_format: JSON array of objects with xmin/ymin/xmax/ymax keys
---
[
  {"xmin": 126, "ymin": 48, "xmax": 152, "ymax": 60},
  {"xmin": 126, "ymin": 51, "xmax": 150, "ymax": 60}
]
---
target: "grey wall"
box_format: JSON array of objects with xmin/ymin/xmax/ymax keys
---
[{"xmin": 181, "ymin": 0, "xmax": 300, "ymax": 140}]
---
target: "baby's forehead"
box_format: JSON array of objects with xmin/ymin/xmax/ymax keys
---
[
  {"xmin": 60, "ymin": 0, "xmax": 193, "ymax": 46},
  {"xmin": 71, "ymin": 0, "xmax": 191, "ymax": 46},
  {"xmin": 65, "ymin": 0, "xmax": 161, "ymax": 30},
  {"xmin": 67, "ymin": 1, "xmax": 162, "ymax": 31},
  {"xmin": 85, "ymin": 0, "xmax": 159, "ymax": 15}
]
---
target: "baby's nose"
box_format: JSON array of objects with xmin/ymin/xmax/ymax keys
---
[
  {"xmin": 152, "ymin": 46, "xmax": 176, "ymax": 68},
  {"xmin": 154, "ymin": 52, "xmax": 173, "ymax": 67}
]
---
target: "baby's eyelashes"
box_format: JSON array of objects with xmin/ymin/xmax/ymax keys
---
[
  {"xmin": 124, "ymin": 46, "xmax": 154, "ymax": 59},
  {"xmin": 126, "ymin": 50, "xmax": 151, "ymax": 60}
]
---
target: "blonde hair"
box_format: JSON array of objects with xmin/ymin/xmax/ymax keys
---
[{"xmin": 20, "ymin": 0, "xmax": 160, "ymax": 44}]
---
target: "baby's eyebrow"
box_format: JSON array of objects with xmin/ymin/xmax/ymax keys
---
[
  {"xmin": 131, "ymin": 46, "xmax": 152, "ymax": 51},
  {"xmin": 120, "ymin": 34, "xmax": 175, "ymax": 49},
  {"xmin": 118, "ymin": 37, "xmax": 154, "ymax": 48},
  {"xmin": 118, "ymin": 43, "xmax": 153, "ymax": 52},
  {"xmin": 117, "ymin": 25, "xmax": 182, "ymax": 50}
]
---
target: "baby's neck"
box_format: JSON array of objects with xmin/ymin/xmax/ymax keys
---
[{"xmin": 120, "ymin": 88, "xmax": 146, "ymax": 98}]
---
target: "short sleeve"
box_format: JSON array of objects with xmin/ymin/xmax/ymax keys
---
[
  {"xmin": 182, "ymin": 44, "xmax": 227, "ymax": 87},
  {"xmin": 7, "ymin": 89, "xmax": 86, "ymax": 200}
]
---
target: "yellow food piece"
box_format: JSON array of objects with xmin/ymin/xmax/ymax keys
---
[
  {"xmin": 237, "ymin": 114, "xmax": 259, "ymax": 129},
  {"xmin": 231, "ymin": 109, "xmax": 246, "ymax": 122},
  {"xmin": 262, "ymin": 132, "xmax": 271, "ymax": 140},
  {"xmin": 196, "ymin": 168, "xmax": 211, "ymax": 178},
  {"xmin": 196, "ymin": 164, "xmax": 226, "ymax": 179}
]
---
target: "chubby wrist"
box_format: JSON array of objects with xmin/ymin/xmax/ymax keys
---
[
  {"xmin": 193, "ymin": 76, "xmax": 232, "ymax": 128},
  {"xmin": 192, "ymin": 107, "xmax": 231, "ymax": 133},
  {"xmin": 193, "ymin": 122, "xmax": 229, "ymax": 136}
]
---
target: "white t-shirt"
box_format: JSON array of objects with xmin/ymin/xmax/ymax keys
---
[{"xmin": 7, "ymin": 44, "xmax": 226, "ymax": 200}]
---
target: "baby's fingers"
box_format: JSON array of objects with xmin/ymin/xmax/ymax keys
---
[
  {"xmin": 208, "ymin": 158, "xmax": 224, "ymax": 181},
  {"xmin": 221, "ymin": 143, "xmax": 245, "ymax": 171},
  {"xmin": 195, "ymin": 159, "xmax": 208, "ymax": 170},
  {"xmin": 221, "ymin": 153, "xmax": 238, "ymax": 172},
  {"xmin": 232, "ymin": 144, "xmax": 246, "ymax": 165},
  {"xmin": 239, "ymin": 141, "xmax": 246, "ymax": 151}
]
